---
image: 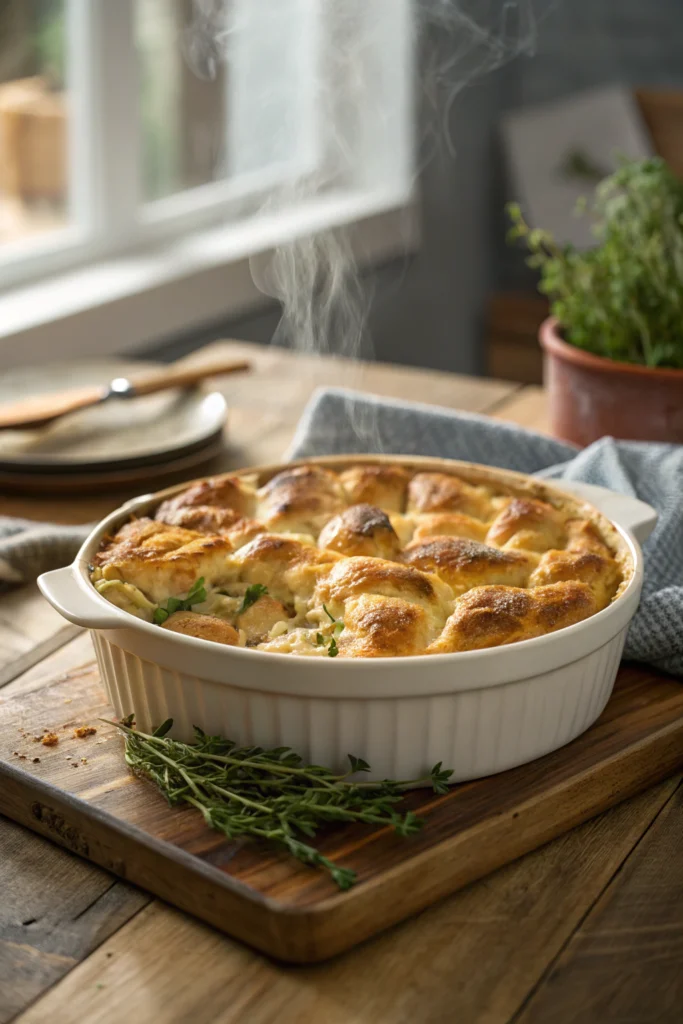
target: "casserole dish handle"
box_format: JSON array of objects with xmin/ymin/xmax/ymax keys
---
[
  {"xmin": 556, "ymin": 480, "xmax": 657, "ymax": 545},
  {"xmin": 38, "ymin": 566, "xmax": 122, "ymax": 630}
]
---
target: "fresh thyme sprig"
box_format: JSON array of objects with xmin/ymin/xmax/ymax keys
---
[
  {"xmin": 153, "ymin": 577, "xmax": 207, "ymax": 625},
  {"xmin": 106, "ymin": 717, "xmax": 453, "ymax": 889}
]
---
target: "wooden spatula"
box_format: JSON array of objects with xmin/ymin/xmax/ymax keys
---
[{"xmin": 0, "ymin": 356, "xmax": 250, "ymax": 431}]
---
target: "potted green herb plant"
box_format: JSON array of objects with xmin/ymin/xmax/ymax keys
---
[{"xmin": 507, "ymin": 157, "xmax": 683, "ymax": 446}]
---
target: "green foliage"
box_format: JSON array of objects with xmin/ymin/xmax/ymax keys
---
[
  {"xmin": 316, "ymin": 604, "xmax": 345, "ymax": 657},
  {"xmin": 35, "ymin": 3, "xmax": 66, "ymax": 91},
  {"xmin": 506, "ymin": 158, "xmax": 683, "ymax": 368},
  {"xmin": 153, "ymin": 578, "xmax": 207, "ymax": 625},
  {"xmin": 108, "ymin": 717, "xmax": 454, "ymax": 889},
  {"xmin": 238, "ymin": 583, "xmax": 269, "ymax": 614}
]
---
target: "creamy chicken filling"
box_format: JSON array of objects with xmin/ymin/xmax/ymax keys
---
[{"xmin": 95, "ymin": 575, "xmax": 339, "ymax": 652}]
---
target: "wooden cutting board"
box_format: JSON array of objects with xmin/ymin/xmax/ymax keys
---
[{"xmin": 0, "ymin": 660, "xmax": 682, "ymax": 964}]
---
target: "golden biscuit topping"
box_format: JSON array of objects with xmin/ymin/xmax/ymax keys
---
[{"xmin": 92, "ymin": 461, "xmax": 630, "ymax": 657}]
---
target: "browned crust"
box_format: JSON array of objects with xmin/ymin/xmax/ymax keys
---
[
  {"xmin": 156, "ymin": 476, "xmax": 255, "ymax": 518},
  {"xmin": 237, "ymin": 596, "xmax": 289, "ymax": 643},
  {"xmin": 162, "ymin": 611, "xmax": 239, "ymax": 646},
  {"xmin": 339, "ymin": 596, "xmax": 433, "ymax": 658},
  {"xmin": 403, "ymin": 537, "xmax": 534, "ymax": 592},
  {"xmin": 411, "ymin": 512, "xmax": 488, "ymax": 544},
  {"xmin": 407, "ymin": 472, "xmax": 494, "ymax": 520},
  {"xmin": 318, "ymin": 556, "xmax": 437, "ymax": 605},
  {"xmin": 529, "ymin": 549, "xmax": 621, "ymax": 610},
  {"xmin": 339, "ymin": 465, "xmax": 411, "ymax": 512},
  {"xmin": 429, "ymin": 582, "xmax": 598, "ymax": 654},
  {"xmin": 486, "ymin": 498, "xmax": 566, "ymax": 552},
  {"xmin": 155, "ymin": 505, "xmax": 244, "ymax": 534},
  {"xmin": 318, "ymin": 504, "xmax": 401, "ymax": 560},
  {"xmin": 258, "ymin": 465, "xmax": 345, "ymax": 532},
  {"xmin": 92, "ymin": 458, "xmax": 633, "ymax": 657}
]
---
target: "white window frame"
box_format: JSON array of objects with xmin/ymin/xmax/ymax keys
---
[{"xmin": 0, "ymin": 0, "xmax": 418, "ymax": 363}]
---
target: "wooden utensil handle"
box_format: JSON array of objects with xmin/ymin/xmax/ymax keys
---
[
  {"xmin": 129, "ymin": 358, "xmax": 250, "ymax": 396},
  {"xmin": 0, "ymin": 385, "xmax": 108, "ymax": 429}
]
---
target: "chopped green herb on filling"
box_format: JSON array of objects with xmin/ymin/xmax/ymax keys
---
[
  {"xmin": 238, "ymin": 583, "xmax": 269, "ymax": 614},
  {"xmin": 153, "ymin": 577, "xmax": 207, "ymax": 626}
]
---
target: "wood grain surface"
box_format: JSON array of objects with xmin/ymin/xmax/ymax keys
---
[
  {"xmin": 516, "ymin": 782, "xmax": 683, "ymax": 1024},
  {"xmin": 1, "ymin": 343, "xmax": 680, "ymax": 1023},
  {"xmin": 0, "ymin": 585, "xmax": 79, "ymax": 689},
  {"xmin": 11, "ymin": 780, "xmax": 681, "ymax": 1024},
  {"xmin": 1, "ymin": 660, "xmax": 682, "ymax": 964},
  {"xmin": 0, "ymin": 815, "xmax": 147, "ymax": 1024}
]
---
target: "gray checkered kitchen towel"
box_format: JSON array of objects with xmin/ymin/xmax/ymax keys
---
[
  {"xmin": 0, "ymin": 517, "xmax": 91, "ymax": 589},
  {"xmin": 2, "ymin": 386, "xmax": 681, "ymax": 674}
]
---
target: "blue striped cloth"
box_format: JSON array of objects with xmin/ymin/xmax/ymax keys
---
[{"xmin": 287, "ymin": 388, "xmax": 683, "ymax": 676}]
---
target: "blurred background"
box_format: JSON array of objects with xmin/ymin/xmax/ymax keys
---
[{"xmin": 0, "ymin": 0, "xmax": 682, "ymax": 378}]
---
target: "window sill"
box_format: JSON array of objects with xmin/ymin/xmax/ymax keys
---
[{"xmin": 0, "ymin": 190, "xmax": 418, "ymax": 369}]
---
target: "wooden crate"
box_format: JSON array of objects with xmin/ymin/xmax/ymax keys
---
[
  {"xmin": 636, "ymin": 87, "xmax": 683, "ymax": 180},
  {"xmin": 0, "ymin": 77, "xmax": 67, "ymax": 203}
]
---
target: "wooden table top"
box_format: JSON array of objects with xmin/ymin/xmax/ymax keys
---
[{"xmin": 1, "ymin": 342, "xmax": 681, "ymax": 1024}]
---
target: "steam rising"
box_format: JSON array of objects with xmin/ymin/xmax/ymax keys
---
[{"xmin": 186, "ymin": 0, "xmax": 548, "ymax": 444}]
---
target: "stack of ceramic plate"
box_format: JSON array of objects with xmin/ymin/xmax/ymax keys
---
[{"xmin": 0, "ymin": 359, "xmax": 228, "ymax": 494}]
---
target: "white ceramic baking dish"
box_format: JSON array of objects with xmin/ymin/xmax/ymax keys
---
[{"xmin": 38, "ymin": 456, "xmax": 657, "ymax": 782}]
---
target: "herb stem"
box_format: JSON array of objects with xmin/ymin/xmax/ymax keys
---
[
  {"xmin": 203, "ymin": 781, "xmax": 278, "ymax": 815},
  {"xmin": 108, "ymin": 717, "xmax": 453, "ymax": 889}
]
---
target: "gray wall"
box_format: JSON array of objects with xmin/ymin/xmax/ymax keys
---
[
  {"xmin": 372, "ymin": 0, "xmax": 683, "ymax": 376},
  {"xmin": 151, "ymin": 0, "xmax": 683, "ymax": 376}
]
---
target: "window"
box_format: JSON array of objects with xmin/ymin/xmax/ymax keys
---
[{"xmin": 0, "ymin": 0, "xmax": 415, "ymax": 296}]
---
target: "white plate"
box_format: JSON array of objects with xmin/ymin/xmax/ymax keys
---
[{"xmin": 0, "ymin": 359, "xmax": 227, "ymax": 468}]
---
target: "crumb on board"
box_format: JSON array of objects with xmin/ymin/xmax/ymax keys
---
[
  {"xmin": 32, "ymin": 757, "xmax": 40, "ymax": 764},
  {"xmin": 41, "ymin": 733, "xmax": 59, "ymax": 747},
  {"xmin": 81, "ymin": 757, "xmax": 88, "ymax": 764},
  {"xmin": 65, "ymin": 755, "xmax": 72, "ymax": 760},
  {"xmin": 74, "ymin": 726, "xmax": 97, "ymax": 739},
  {"xmin": 18, "ymin": 755, "xmax": 26, "ymax": 760},
  {"xmin": 64, "ymin": 699, "xmax": 72, "ymax": 704}
]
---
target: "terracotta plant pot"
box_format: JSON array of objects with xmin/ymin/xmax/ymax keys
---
[{"xmin": 539, "ymin": 317, "xmax": 683, "ymax": 447}]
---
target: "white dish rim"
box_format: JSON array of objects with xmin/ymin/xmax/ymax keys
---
[{"xmin": 39, "ymin": 454, "xmax": 646, "ymax": 697}]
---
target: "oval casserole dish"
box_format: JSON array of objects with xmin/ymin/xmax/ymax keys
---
[{"xmin": 38, "ymin": 455, "xmax": 656, "ymax": 781}]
